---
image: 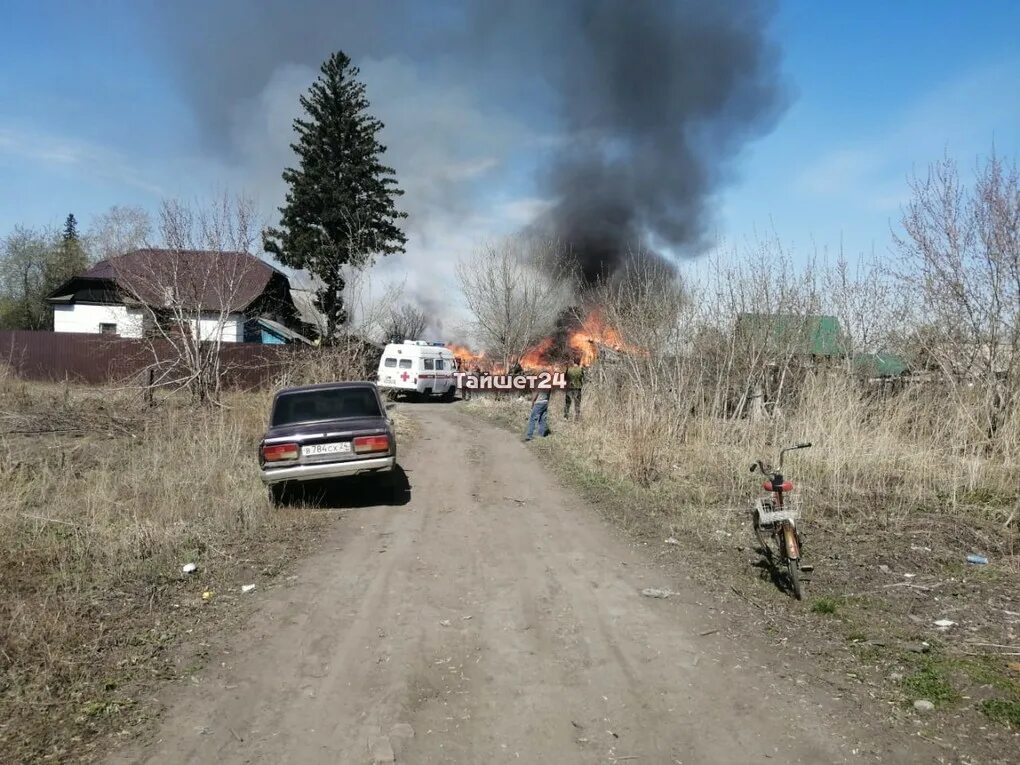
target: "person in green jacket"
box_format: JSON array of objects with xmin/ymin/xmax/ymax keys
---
[{"xmin": 564, "ymin": 355, "xmax": 585, "ymax": 420}]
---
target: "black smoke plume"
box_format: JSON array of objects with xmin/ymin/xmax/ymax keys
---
[
  {"xmin": 151, "ymin": 1, "xmax": 785, "ymax": 285},
  {"xmin": 533, "ymin": 1, "xmax": 785, "ymax": 282}
]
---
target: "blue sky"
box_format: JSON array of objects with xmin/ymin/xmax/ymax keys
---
[{"xmin": 1, "ymin": 0, "xmax": 1018, "ymax": 278}]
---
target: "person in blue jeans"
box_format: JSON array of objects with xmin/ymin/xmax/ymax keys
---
[{"xmin": 524, "ymin": 386, "xmax": 551, "ymax": 441}]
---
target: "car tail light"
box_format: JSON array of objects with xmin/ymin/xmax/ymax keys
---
[
  {"xmin": 353, "ymin": 434, "xmax": 390, "ymax": 454},
  {"xmin": 262, "ymin": 442, "xmax": 299, "ymax": 462}
]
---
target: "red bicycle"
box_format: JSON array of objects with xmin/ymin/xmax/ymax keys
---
[{"xmin": 750, "ymin": 442, "xmax": 812, "ymax": 600}]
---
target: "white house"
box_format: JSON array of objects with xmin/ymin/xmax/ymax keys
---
[{"xmin": 46, "ymin": 249, "xmax": 314, "ymax": 345}]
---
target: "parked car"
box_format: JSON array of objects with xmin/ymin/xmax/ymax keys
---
[{"xmin": 259, "ymin": 382, "xmax": 396, "ymax": 504}]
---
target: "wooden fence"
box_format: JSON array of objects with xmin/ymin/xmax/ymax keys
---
[{"xmin": 0, "ymin": 331, "xmax": 302, "ymax": 389}]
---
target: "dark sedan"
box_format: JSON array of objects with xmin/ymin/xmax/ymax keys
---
[{"xmin": 259, "ymin": 382, "xmax": 396, "ymax": 503}]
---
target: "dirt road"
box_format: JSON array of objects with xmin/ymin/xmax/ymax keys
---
[{"xmin": 113, "ymin": 405, "xmax": 905, "ymax": 764}]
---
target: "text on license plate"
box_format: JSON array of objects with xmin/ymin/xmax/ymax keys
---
[{"xmin": 302, "ymin": 442, "xmax": 351, "ymax": 456}]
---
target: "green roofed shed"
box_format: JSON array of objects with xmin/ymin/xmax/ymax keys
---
[
  {"xmin": 735, "ymin": 314, "xmax": 844, "ymax": 357},
  {"xmin": 852, "ymin": 352, "xmax": 910, "ymax": 377}
]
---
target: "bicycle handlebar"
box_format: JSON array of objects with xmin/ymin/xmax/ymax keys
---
[{"xmin": 752, "ymin": 443, "xmax": 813, "ymax": 474}]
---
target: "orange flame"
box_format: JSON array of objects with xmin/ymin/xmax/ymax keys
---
[
  {"xmin": 568, "ymin": 309, "xmax": 631, "ymax": 365},
  {"xmin": 447, "ymin": 307, "xmax": 639, "ymax": 372},
  {"xmin": 520, "ymin": 337, "xmax": 554, "ymax": 370},
  {"xmin": 447, "ymin": 343, "xmax": 486, "ymax": 370}
]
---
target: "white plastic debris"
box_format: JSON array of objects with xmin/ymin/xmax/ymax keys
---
[
  {"xmin": 664, "ymin": 537, "xmax": 681, "ymax": 546},
  {"xmin": 913, "ymin": 699, "xmax": 935, "ymax": 712},
  {"xmin": 439, "ymin": 619, "xmax": 451, "ymax": 627},
  {"xmin": 182, "ymin": 563, "xmax": 197, "ymax": 574},
  {"xmin": 933, "ymin": 619, "xmax": 956, "ymax": 630},
  {"xmin": 241, "ymin": 584, "xmax": 256, "ymax": 594},
  {"xmin": 641, "ymin": 588, "xmax": 674, "ymax": 599}
]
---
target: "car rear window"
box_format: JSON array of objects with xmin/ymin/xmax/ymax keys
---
[
  {"xmin": 272, "ymin": 387, "xmax": 382, "ymax": 426},
  {"xmin": 398, "ymin": 359, "xmax": 412, "ymax": 369},
  {"xmin": 383, "ymin": 357, "xmax": 396, "ymax": 368}
]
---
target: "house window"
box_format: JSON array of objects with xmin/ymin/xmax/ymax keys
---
[{"xmin": 99, "ymin": 323, "xmax": 118, "ymax": 335}]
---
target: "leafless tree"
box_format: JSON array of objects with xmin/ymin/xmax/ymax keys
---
[
  {"xmin": 277, "ymin": 263, "xmax": 409, "ymax": 385},
  {"xmin": 0, "ymin": 226, "xmax": 54, "ymax": 329},
  {"xmin": 821, "ymin": 251, "xmax": 897, "ymax": 366},
  {"xmin": 894, "ymin": 152, "xmax": 1020, "ymax": 450},
  {"xmin": 87, "ymin": 205, "xmax": 153, "ymax": 261},
  {"xmin": 115, "ymin": 194, "xmax": 262, "ymax": 404},
  {"xmin": 586, "ymin": 255, "xmax": 691, "ymax": 384},
  {"xmin": 385, "ymin": 304, "xmax": 428, "ymax": 343},
  {"xmin": 695, "ymin": 235, "xmax": 824, "ymax": 420},
  {"xmin": 456, "ymin": 235, "xmax": 574, "ymax": 369}
]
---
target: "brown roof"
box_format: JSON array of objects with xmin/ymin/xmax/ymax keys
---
[{"xmin": 74, "ymin": 249, "xmax": 278, "ymax": 312}]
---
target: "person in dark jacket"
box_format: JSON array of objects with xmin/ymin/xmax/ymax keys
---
[{"xmin": 564, "ymin": 355, "xmax": 585, "ymax": 420}]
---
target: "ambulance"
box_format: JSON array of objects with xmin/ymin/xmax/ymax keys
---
[{"xmin": 376, "ymin": 340, "xmax": 459, "ymax": 398}]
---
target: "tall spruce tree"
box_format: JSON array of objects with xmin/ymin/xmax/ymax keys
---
[
  {"xmin": 62, "ymin": 213, "xmax": 78, "ymax": 243},
  {"xmin": 45, "ymin": 213, "xmax": 88, "ymax": 299},
  {"xmin": 264, "ymin": 51, "xmax": 407, "ymax": 340}
]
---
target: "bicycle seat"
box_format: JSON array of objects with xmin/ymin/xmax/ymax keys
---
[{"xmin": 763, "ymin": 480, "xmax": 793, "ymax": 492}]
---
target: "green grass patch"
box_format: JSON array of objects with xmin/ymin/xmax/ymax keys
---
[
  {"xmin": 810, "ymin": 597, "xmax": 840, "ymax": 615},
  {"xmin": 959, "ymin": 487, "xmax": 1015, "ymax": 507},
  {"xmin": 901, "ymin": 660, "xmax": 959, "ymax": 706},
  {"xmin": 957, "ymin": 656, "xmax": 1020, "ymax": 695},
  {"xmin": 980, "ymin": 698, "xmax": 1020, "ymax": 728}
]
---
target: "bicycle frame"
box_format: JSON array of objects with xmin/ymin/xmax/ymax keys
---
[{"xmin": 750, "ymin": 442, "xmax": 812, "ymax": 599}]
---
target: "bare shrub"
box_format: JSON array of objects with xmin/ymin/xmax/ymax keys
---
[
  {"xmin": 87, "ymin": 205, "xmax": 152, "ymax": 261},
  {"xmin": 274, "ymin": 337, "xmax": 379, "ymax": 388},
  {"xmin": 822, "ymin": 251, "xmax": 898, "ymax": 365},
  {"xmin": 116, "ymin": 194, "xmax": 263, "ymax": 404},
  {"xmin": 385, "ymin": 304, "xmax": 428, "ymax": 343},
  {"xmin": 693, "ymin": 235, "xmax": 825, "ymax": 421},
  {"xmin": 894, "ymin": 153, "xmax": 1020, "ymax": 455},
  {"xmin": 457, "ymin": 235, "xmax": 575, "ymax": 368}
]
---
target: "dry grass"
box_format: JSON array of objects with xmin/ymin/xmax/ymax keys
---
[
  {"xmin": 466, "ymin": 372, "xmax": 1018, "ymax": 563},
  {"xmin": 0, "ymin": 378, "xmax": 335, "ymax": 762}
]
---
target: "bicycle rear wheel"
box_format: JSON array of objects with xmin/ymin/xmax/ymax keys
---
[{"xmin": 787, "ymin": 559, "xmax": 803, "ymax": 600}]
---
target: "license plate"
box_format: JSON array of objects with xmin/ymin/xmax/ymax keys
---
[{"xmin": 302, "ymin": 442, "xmax": 351, "ymax": 457}]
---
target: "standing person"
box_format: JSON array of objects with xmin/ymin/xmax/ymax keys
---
[
  {"xmin": 524, "ymin": 384, "xmax": 551, "ymax": 441},
  {"xmin": 467, "ymin": 365, "xmax": 482, "ymax": 400},
  {"xmin": 564, "ymin": 354, "xmax": 585, "ymax": 420},
  {"xmin": 460, "ymin": 362, "xmax": 475, "ymax": 400}
]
